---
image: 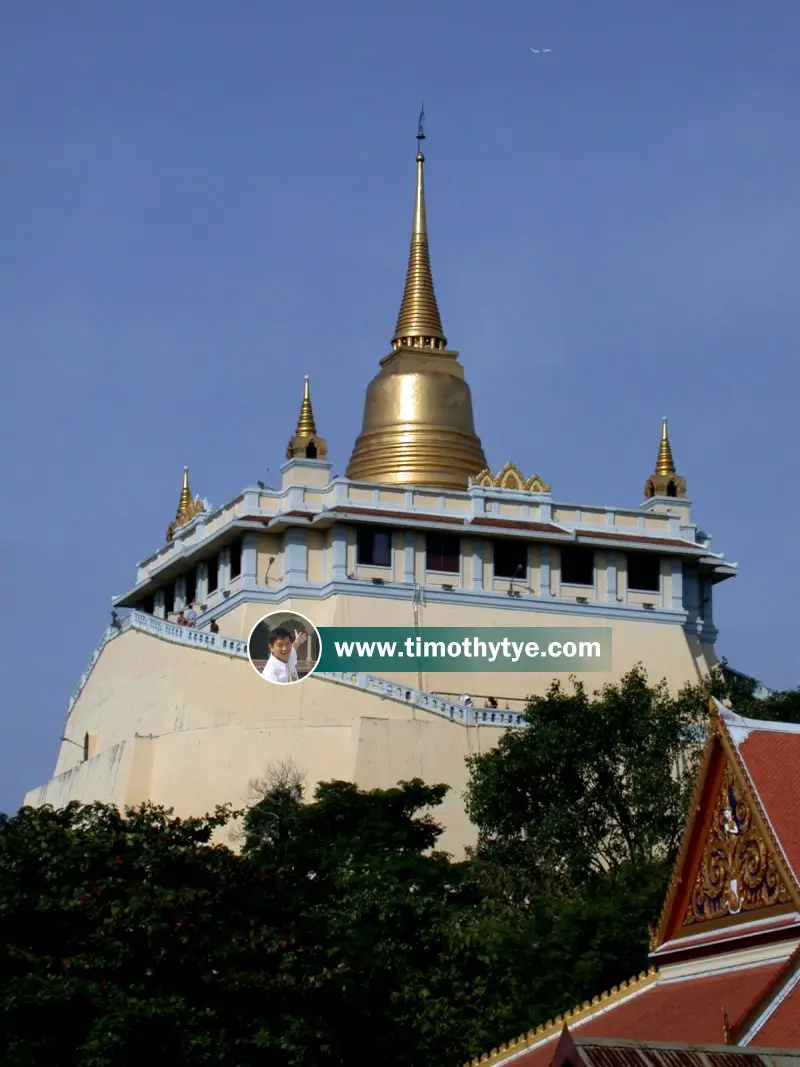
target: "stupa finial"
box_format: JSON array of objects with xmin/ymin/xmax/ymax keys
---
[{"xmin": 391, "ymin": 108, "xmax": 448, "ymax": 352}]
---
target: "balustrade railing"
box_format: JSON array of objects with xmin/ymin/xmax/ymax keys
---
[{"xmin": 65, "ymin": 612, "xmax": 526, "ymax": 730}]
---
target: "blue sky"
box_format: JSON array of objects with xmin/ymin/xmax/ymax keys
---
[{"xmin": 2, "ymin": 0, "xmax": 798, "ymax": 813}]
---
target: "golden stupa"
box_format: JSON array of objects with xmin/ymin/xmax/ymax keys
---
[{"xmin": 346, "ymin": 119, "xmax": 487, "ymax": 489}]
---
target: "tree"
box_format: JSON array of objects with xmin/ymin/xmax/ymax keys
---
[
  {"xmin": 0, "ymin": 785, "xmax": 506, "ymax": 1067},
  {"xmin": 465, "ymin": 666, "xmax": 706, "ymax": 889},
  {"xmin": 0, "ymin": 801, "xmax": 317, "ymax": 1066},
  {"xmin": 705, "ymin": 660, "xmax": 800, "ymax": 725},
  {"xmin": 240, "ymin": 777, "xmax": 500, "ymax": 1066}
]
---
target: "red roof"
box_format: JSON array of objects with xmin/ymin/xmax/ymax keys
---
[
  {"xmin": 502, "ymin": 965, "xmax": 784, "ymax": 1067},
  {"xmin": 736, "ymin": 727, "xmax": 800, "ymax": 880},
  {"xmin": 751, "ymin": 981, "xmax": 800, "ymax": 1046}
]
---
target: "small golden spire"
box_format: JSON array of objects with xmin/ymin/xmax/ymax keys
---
[
  {"xmin": 295, "ymin": 375, "xmax": 317, "ymax": 438},
  {"xmin": 644, "ymin": 417, "xmax": 686, "ymax": 499},
  {"xmin": 655, "ymin": 417, "xmax": 676, "ymax": 476},
  {"xmin": 286, "ymin": 375, "xmax": 327, "ymax": 461},
  {"xmin": 391, "ymin": 108, "xmax": 448, "ymax": 352},
  {"xmin": 166, "ymin": 466, "xmax": 205, "ymax": 542},
  {"xmin": 177, "ymin": 466, "xmax": 193, "ymax": 518}
]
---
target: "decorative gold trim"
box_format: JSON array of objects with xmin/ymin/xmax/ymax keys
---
[
  {"xmin": 653, "ymin": 694, "xmax": 800, "ymax": 950},
  {"xmin": 463, "ymin": 967, "xmax": 657, "ymax": 1067},
  {"xmin": 471, "ymin": 463, "xmax": 551, "ymax": 494},
  {"xmin": 716, "ymin": 716, "xmax": 800, "ymax": 909}
]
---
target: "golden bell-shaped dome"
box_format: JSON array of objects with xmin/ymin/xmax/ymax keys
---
[{"xmin": 346, "ymin": 120, "xmax": 487, "ymax": 490}]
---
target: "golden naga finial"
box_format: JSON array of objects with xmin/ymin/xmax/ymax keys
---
[
  {"xmin": 166, "ymin": 465, "xmax": 205, "ymax": 542},
  {"xmin": 644, "ymin": 417, "xmax": 686, "ymax": 499},
  {"xmin": 286, "ymin": 376, "xmax": 328, "ymax": 461},
  {"xmin": 391, "ymin": 108, "xmax": 448, "ymax": 352}
]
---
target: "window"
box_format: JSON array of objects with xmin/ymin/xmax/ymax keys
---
[
  {"xmin": 627, "ymin": 552, "xmax": 660, "ymax": 593},
  {"xmin": 357, "ymin": 527, "xmax": 392, "ymax": 567},
  {"xmin": 207, "ymin": 553, "xmax": 219, "ymax": 594},
  {"xmin": 229, "ymin": 539, "xmax": 242, "ymax": 581},
  {"xmin": 493, "ymin": 539, "xmax": 527, "ymax": 580},
  {"xmin": 560, "ymin": 547, "xmax": 595, "ymax": 586},
  {"xmin": 426, "ymin": 534, "xmax": 460, "ymax": 574},
  {"xmin": 142, "ymin": 596, "xmax": 155, "ymax": 616},
  {"xmin": 184, "ymin": 568, "xmax": 197, "ymax": 606},
  {"xmin": 164, "ymin": 583, "xmax": 175, "ymax": 615},
  {"xmin": 305, "ymin": 441, "xmax": 317, "ymax": 459}
]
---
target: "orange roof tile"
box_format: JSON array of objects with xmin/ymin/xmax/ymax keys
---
[
  {"xmin": 750, "ymin": 981, "xmax": 800, "ymax": 1047},
  {"xmin": 481, "ymin": 964, "xmax": 783, "ymax": 1067},
  {"xmin": 736, "ymin": 728, "xmax": 800, "ymax": 881}
]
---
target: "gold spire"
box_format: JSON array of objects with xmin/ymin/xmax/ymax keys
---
[
  {"xmin": 177, "ymin": 466, "xmax": 192, "ymax": 516},
  {"xmin": 295, "ymin": 375, "xmax": 317, "ymax": 437},
  {"xmin": 391, "ymin": 109, "xmax": 448, "ymax": 352},
  {"xmin": 346, "ymin": 116, "xmax": 487, "ymax": 490},
  {"xmin": 655, "ymin": 417, "xmax": 676, "ymax": 475},
  {"xmin": 286, "ymin": 375, "xmax": 327, "ymax": 461},
  {"xmin": 644, "ymin": 417, "xmax": 686, "ymax": 499},
  {"xmin": 166, "ymin": 466, "xmax": 205, "ymax": 542}
]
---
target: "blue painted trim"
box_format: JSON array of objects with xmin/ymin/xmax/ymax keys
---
[
  {"xmin": 540, "ymin": 546, "xmax": 551, "ymax": 597},
  {"xmin": 211, "ymin": 576, "xmax": 690, "ymax": 626},
  {"xmin": 331, "ymin": 523, "xmax": 347, "ymax": 580},
  {"xmin": 472, "ymin": 539, "xmax": 484, "ymax": 591},
  {"xmin": 606, "ymin": 551, "xmax": 618, "ymax": 604},
  {"xmin": 671, "ymin": 558, "xmax": 683, "ymax": 611},
  {"xmin": 403, "ymin": 531, "xmax": 415, "ymax": 583},
  {"xmin": 242, "ymin": 532, "xmax": 258, "ymax": 583},
  {"xmin": 283, "ymin": 527, "xmax": 308, "ymax": 585}
]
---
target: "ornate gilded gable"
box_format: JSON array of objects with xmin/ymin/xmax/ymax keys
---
[
  {"xmin": 683, "ymin": 763, "xmax": 791, "ymax": 929},
  {"xmin": 472, "ymin": 464, "xmax": 552, "ymax": 494}
]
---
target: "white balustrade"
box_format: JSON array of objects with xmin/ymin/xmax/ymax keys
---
[{"xmin": 65, "ymin": 613, "xmax": 526, "ymax": 730}]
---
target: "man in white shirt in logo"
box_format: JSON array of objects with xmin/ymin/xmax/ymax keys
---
[{"xmin": 261, "ymin": 626, "xmax": 308, "ymax": 684}]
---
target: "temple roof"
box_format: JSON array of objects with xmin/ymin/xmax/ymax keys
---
[
  {"xmin": 468, "ymin": 701, "xmax": 800, "ymax": 1067},
  {"xmin": 550, "ymin": 1031, "xmax": 800, "ymax": 1067}
]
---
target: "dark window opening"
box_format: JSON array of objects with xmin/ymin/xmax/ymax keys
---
[
  {"xmin": 561, "ymin": 547, "xmax": 595, "ymax": 586},
  {"xmin": 357, "ymin": 527, "xmax": 392, "ymax": 567},
  {"xmin": 184, "ymin": 568, "xmax": 197, "ymax": 606},
  {"xmin": 426, "ymin": 534, "xmax": 460, "ymax": 574},
  {"xmin": 493, "ymin": 539, "xmax": 528, "ymax": 579},
  {"xmin": 82, "ymin": 733, "xmax": 90, "ymax": 761},
  {"xmin": 305, "ymin": 441, "xmax": 317, "ymax": 459},
  {"xmin": 142, "ymin": 596, "xmax": 155, "ymax": 616},
  {"xmin": 229, "ymin": 539, "xmax": 242, "ymax": 580},
  {"xmin": 207, "ymin": 553, "xmax": 220, "ymax": 594},
  {"xmin": 627, "ymin": 552, "xmax": 661, "ymax": 593},
  {"xmin": 666, "ymin": 481, "xmax": 677, "ymax": 497},
  {"xmin": 164, "ymin": 583, "xmax": 175, "ymax": 615}
]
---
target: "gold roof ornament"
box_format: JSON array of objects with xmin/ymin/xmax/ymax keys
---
[
  {"xmin": 473, "ymin": 463, "xmax": 551, "ymax": 494},
  {"xmin": 346, "ymin": 112, "xmax": 487, "ymax": 489},
  {"xmin": 166, "ymin": 466, "xmax": 206, "ymax": 542},
  {"xmin": 286, "ymin": 375, "xmax": 328, "ymax": 461},
  {"xmin": 644, "ymin": 417, "xmax": 686, "ymax": 499}
]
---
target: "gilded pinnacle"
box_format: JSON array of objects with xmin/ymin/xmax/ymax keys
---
[
  {"xmin": 177, "ymin": 466, "xmax": 193, "ymax": 518},
  {"xmin": 655, "ymin": 417, "xmax": 676, "ymax": 476},
  {"xmin": 391, "ymin": 131, "xmax": 448, "ymax": 351},
  {"xmin": 295, "ymin": 375, "xmax": 317, "ymax": 438}
]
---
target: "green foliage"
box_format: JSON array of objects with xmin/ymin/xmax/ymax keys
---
[
  {"xmin": 705, "ymin": 659, "xmax": 800, "ymax": 724},
  {"xmin": 3, "ymin": 662, "xmax": 796, "ymax": 1065},
  {"xmin": 465, "ymin": 666, "xmax": 705, "ymax": 887}
]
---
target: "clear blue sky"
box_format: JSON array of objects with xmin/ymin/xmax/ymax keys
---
[{"xmin": 2, "ymin": 1, "xmax": 798, "ymax": 813}]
